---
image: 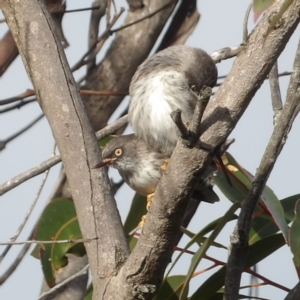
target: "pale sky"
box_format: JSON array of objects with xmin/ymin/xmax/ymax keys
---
[{"xmin": 1, "ymin": 1, "xmax": 299, "ymax": 299}]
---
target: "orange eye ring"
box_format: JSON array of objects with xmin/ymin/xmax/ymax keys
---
[{"xmin": 115, "ymin": 148, "xmax": 122, "ymax": 156}]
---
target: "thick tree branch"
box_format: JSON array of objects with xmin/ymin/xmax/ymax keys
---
[
  {"xmin": 156, "ymin": 0, "xmax": 200, "ymax": 50},
  {"xmin": 224, "ymin": 35, "xmax": 300, "ymax": 300},
  {"xmin": 0, "ymin": 1, "xmax": 130, "ymax": 298}
]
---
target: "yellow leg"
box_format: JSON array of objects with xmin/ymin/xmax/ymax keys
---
[
  {"xmin": 139, "ymin": 215, "xmax": 147, "ymax": 229},
  {"xmin": 160, "ymin": 159, "xmax": 170, "ymax": 173},
  {"xmin": 146, "ymin": 193, "xmax": 155, "ymax": 211}
]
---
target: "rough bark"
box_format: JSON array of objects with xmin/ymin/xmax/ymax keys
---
[{"xmin": 0, "ymin": 1, "xmax": 130, "ymax": 298}]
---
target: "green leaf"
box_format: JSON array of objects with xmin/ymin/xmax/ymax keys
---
[
  {"xmin": 189, "ymin": 234, "xmax": 285, "ymax": 299},
  {"xmin": 267, "ymin": 0, "xmax": 294, "ymax": 29},
  {"xmin": 250, "ymin": 194, "xmax": 300, "ymax": 244},
  {"xmin": 154, "ymin": 275, "xmax": 188, "ymax": 300},
  {"xmin": 32, "ymin": 198, "xmax": 83, "ymax": 287},
  {"xmin": 213, "ymin": 153, "xmax": 251, "ymax": 203},
  {"xmin": 215, "ymin": 152, "xmax": 288, "ymax": 243},
  {"xmin": 289, "ymin": 200, "xmax": 300, "ymax": 277},
  {"xmin": 281, "ymin": 194, "xmax": 300, "ymax": 223},
  {"xmin": 84, "ymin": 284, "xmax": 93, "ymax": 300},
  {"xmin": 167, "ymin": 215, "xmax": 237, "ymax": 279},
  {"xmin": 179, "ymin": 202, "xmax": 240, "ymax": 300},
  {"xmin": 98, "ymin": 135, "xmax": 115, "ymax": 150},
  {"xmin": 124, "ymin": 193, "xmax": 147, "ymax": 235},
  {"xmin": 253, "ymin": 0, "xmax": 275, "ymax": 21},
  {"xmin": 208, "ymin": 290, "xmax": 273, "ymax": 299},
  {"xmin": 260, "ymin": 183, "xmax": 289, "ymax": 243},
  {"xmin": 249, "ymin": 213, "xmax": 279, "ymax": 244}
]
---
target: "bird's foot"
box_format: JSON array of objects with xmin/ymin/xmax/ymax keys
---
[
  {"xmin": 146, "ymin": 193, "xmax": 155, "ymax": 211},
  {"xmin": 139, "ymin": 215, "xmax": 147, "ymax": 229},
  {"xmin": 160, "ymin": 159, "xmax": 169, "ymax": 173}
]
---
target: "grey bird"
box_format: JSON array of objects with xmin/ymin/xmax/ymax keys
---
[
  {"xmin": 93, "ymin": 134, "xmax": 219, "ymax": 205},
  {"xmin": 129, "ymin": 45, "xmax": 218, "ymax": 156}
]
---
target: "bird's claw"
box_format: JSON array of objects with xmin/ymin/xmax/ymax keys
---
[
  {"xmin": 160, "ymin": 159, "xmax": 169, "ymax": 173},
  {"xmin": 146, "ymin": 193, "xmax": 154, "ymax": 211},
  {"xmin": 139, "ymin": 215, "xmax": 147, "ymax": 229}
]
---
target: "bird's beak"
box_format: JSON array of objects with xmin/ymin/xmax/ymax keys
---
[{"xmin": 93, "ymin": 158, "xmax": 117, "ymax": 169}]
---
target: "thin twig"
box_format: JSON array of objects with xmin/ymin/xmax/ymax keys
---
[
  {"xmin": 188, "ymin": 86, "xmax": 212, "ymax": 144},
  {"xmin": 37, "ymin": 264, "xmax": 90, "ymax": 300},
  {"xmin": 0, "ymin": 144, "xmax": 54, "ymax": 262},
  {"xmin": 87, "ymin": 0, "xmax": 107, "ymax": 71},
  {"xmin": 217, "ymin": 70, "xmax": 293, "ymax": 81},
  {"xmin": 0, "ymin": 89, "xmax": 35, "ymax": 105},
  {"xmin": 0, "ymin": 114, "xmax": 44, "ymax": 151},
  {"xmin": 210, "ymin": 46, "xmax": 242, "ymax": 63},
  {"xmin": 64, "ymin": 6, "xmax": 100, "ymax": 13},
  {"xmin": 71, "ymin": 8, "xmax": 124, "ymax": 73},
  {"xmin": 0, "ymin": 99, "xmax": 36, "ymax": 113},
  {"xmin": 110, "ymin": 0, "xmax": 175, "ymax": 34},
  {"xmin": 0, "ymin": 115, "xmax": 128, "ymax": 196},
  {"xmin": 0, "ymin": 237, "xmax": 97, "ymax": 246},
  {"xmin": 243, "ymin": 2, "xmax": 253, "ymax": 43},
  {"xmin": 269, "ymin": 61, "xmax": 283, "ymax": 125},
  {"xmin": 224, "ymin": 37, "xmax": 300, "ymax": 300},
  {"xmin": 170, "ymin": 109, "xmax": 189, "ymax": 139},
  {"xmin": 0, "ymin": 240, "xmax": 31, "ymax": 284},
  {"xmin": 80, "ymin": 89, "xmax": 127, "ymax": 96}
]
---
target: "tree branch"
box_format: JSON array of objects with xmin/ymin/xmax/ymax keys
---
[
  {"xmin": 269, "ymin": 61, "xmax": 283, "ymax": 124},
  {"xmin": 0, "ymin": 2, "xmax": 130, "ymax": 298},
  {"xmin": 224, "ymin": 22, "xmax": 300, "ymax": 300},
  {"xmin": 0, "ymin": 115, "xmax": 128, "ymax": 195}
]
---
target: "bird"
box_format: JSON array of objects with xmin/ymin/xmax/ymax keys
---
[
  {"xmin": 128, "ymin": 45, "xmax": 218, "ymax": 156},
  {"xmin": 93, "ymin": 134, "xmax": 220, "ymax": 207}
]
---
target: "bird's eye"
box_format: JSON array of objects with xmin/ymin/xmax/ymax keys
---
[
  {"xmin": 190, "ymin": 85, "xmax": 197, "ymax": 92},
  {"xmin": 115, "ymin": 148, "xmax": 122, "ymax": 156}
]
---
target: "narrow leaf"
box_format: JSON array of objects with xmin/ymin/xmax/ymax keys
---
[
  {"xmin": 289, "ymin": 200, "xmax": 300, "ymax": 277},
  {"xmin": 189, "ymin": 234, "xmax": 285, "ymax": 299},
  {"xmin": 154, "ymin": 275, "xmax": 188, "ymax": 300},
  {"xmin": 179, "ymin": 202, "xmax": 240, "ymax": 300}
]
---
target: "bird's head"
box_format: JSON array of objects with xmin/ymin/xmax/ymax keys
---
[{"xmin": 93, "ymin": 134, "xmax": 138, "ymax": 172}]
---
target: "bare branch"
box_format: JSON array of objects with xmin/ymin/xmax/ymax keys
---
[
  {"xmin": 0, "ymin": 238, "xmax": 97, "ymax": 246},
  {"xmin": 0, "ymin": 89, "xmax": 34, "ymax": 105},
  {"xmin": 211, "ymin": 46, "xmax": 242, "ymax": 63},
  {"xmin": 225, "ymin": 33, "xmax": 300, "ymax": 300},
  {"xmin": 110, "ymin": 1, "xmax": 175, "ymax": 34},
  {"xmin": 0, "ymin": 114, "xmax": 44, "ymax": 151},
  {"xmin": 127, "ymin": 0, "xmax": 144, "ymax": 10},
  {"xmin": 80, "ymin": 89, "xmax": 128, "ymax": 96},
  {"xmin": 284, "ymin": 280, "xmax": 300, "ymax": 300},
  {"xmin": 170, "ymin": 109, "xmax": 189, "ymax": 139},
  {"xmin": 269, "ymin": 61, "xmax": 283, "ymax": 124},
  {"xmin": 0, "ymin": 147, "xmax": 53, "ymax": 262},
  {"xmin": 0, "ymin": 99, "xmax": 36, "ymax": 113},
  {"xmin": 71, "ymin": 8, "xmax": 124, "ymax": 73},
  {"xmin": 156, "ymin": 0, "xmax": 200, "ymax": 50},
  {"xmin": 87, "ymin": 0, "xmax": 107, "ymax": 71},
  {"xmin": 0, "ymin": 115, "xmax": 128, "ymax": 196},
  {"xmin": 243, "ymin": 2, "xmax": 253, "ymax": 43},
  {"xmin": 37, "ymin": 264, "xmax": 90, "ymax": 300},
  {"xmin": 0, "ymin": 154, "xmax": 61, "ymax": 196},
  {"xmin": 0, "ymin": 241, "xmax": 31, "ymax": 284}
]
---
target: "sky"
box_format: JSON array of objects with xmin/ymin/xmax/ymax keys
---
[{"xmin": 1, "ymin": 0, "xmax": 300, "ymax": 299}]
